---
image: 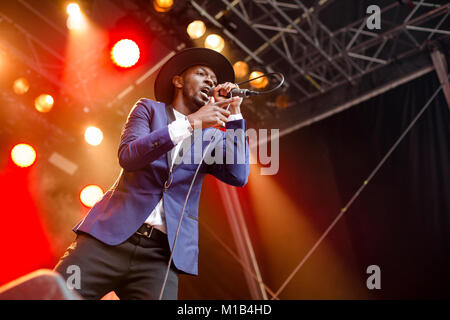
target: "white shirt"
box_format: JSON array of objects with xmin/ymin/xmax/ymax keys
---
[{"xmin": 144, "ymin": 108, "xmax": 243, "ymax": 233}]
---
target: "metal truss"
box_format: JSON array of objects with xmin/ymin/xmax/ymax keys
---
[
  {"xmin": 3, "ymin": 1, "xmax": 448, "ymax": 117},
  {"xmin": 0, "ymin": 0, "xmax": 184, "ymax": 113},
  {"xmin": 2, "ymin": 0, "xmax": 448, "ymax": 300},
  {"xmin": 0, "ymin": 8, "xmax": 96, "ymax": 109},
  {"xmin": 193, "ymin": 0, "xmax": 450, "ymax": 104}
]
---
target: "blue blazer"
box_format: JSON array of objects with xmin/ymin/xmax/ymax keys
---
[{"xmin": 73, "ymin": 98, "xmax": 250, "ymax": 275}]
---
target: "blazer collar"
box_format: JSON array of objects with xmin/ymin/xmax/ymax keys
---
[
  {"xmin": 164, "ymin": 104, "xmax": 196, "ymax": 171},
  {"xmin": 164, "ymin": 104, "xmax": 219, "ymax": 172}
]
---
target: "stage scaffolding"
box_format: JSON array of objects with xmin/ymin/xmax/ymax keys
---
[{"xmin": 0, "ymin": 0, "xmax": 449, "ymax": 299}]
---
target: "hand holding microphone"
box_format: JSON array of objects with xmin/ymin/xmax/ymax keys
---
[
  {"xmin": 186, "ymin": 96, "xmax": 239, "ymax": 129},
  {"xmin": 187, "ymin": 81, "xmax": 260, "ymax": 129},
  {"xmin": 209, "ymin": 84, "xmax": 260, "ymax": 98},
  {"xmin": 210, "ymin": 82, "xmax": 245, "ymax": 115}
]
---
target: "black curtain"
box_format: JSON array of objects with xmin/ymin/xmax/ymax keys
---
[
  {"xmin": 180, "ymin": 70, "xmax": 449, "ymax": 299},
  {"xmin": 301, "ymin": 71, "xmax": 450, "ymax": 299}
]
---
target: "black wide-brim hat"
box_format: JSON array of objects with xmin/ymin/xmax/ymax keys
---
[{"xmin": 154, "ymin": 47, "xmax": 235, "ymax": 104}]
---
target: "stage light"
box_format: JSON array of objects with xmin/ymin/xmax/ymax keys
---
[
  {"xmin": 111, "ymin": 39, "xmax": 140, "ymax": 68},
  {"xmin": 11, "ymin": 144, "xmax": 36, "ymax": 168},
  {"xmin": 84, "ymin": 126, "xmax": 103, "ymax": 146},
  {"xmin": 275, "ymin": 94, "xmax": 290, "ymax": 109},
  {"xmin": 67, "ymin": 16, "xmax": 86, "ymax": 30},
  {"xmin": 153, "ymin": 0, "xmax": 174, "ymax": 12},
  {"xmin": 66, "ymin": 3, "xmax": 81, "ymax": 16},
  {"xmin": 66, "ymin": 2, "xmax": 86, "ymax": 31},
  {"xmin": 204, "ymin": 34, "xmax": 225, "ymax": 53},
  {"xmin": 187, "ymin": 20, "xmax": 206, "ymax": 39},
  {"xmin": 13, "ymin": 78, "xmax": 30, "ymax": 95},
  {"xmin": 0, "ymin": 49, "xmax": 7, "ymax": 72},
  {"xmin": 34, "ymin": 94, "xmax": 54, "ymax": 113},
  {"xmin": 79, "ymin": 185, "xmax": 104, "ymax": 208},
  {"xmin": 249, "ymin": 71, "xmax": 268, "ymax": 89},
  {"xmin": 233, "ymin": 61, "xmax": 249, "ymax": 79}
]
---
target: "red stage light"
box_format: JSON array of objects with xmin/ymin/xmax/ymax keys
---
[
  {"xmin": 0, "ymin": 162, "xmax": 54, "ymax": 285},
  {"xmin": 110, "ymin": 39, "xmax": 140, "ymax": 68}
]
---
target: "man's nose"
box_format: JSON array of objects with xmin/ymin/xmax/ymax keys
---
[{"xmin": 204, "ymin": 77, "xmax": 214, "ymax": 88}]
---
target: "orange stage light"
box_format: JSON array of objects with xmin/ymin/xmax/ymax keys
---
[
  {"xmin": 84, "ymin": 126, "xmax": 103, "ymax": 146},
  {"xmin": 34, "ymin": 94, "xmax": 54, "ymax": 113},
  {"xmin": 13, "ymin": 78, "xmax": 30, "ymax": 95},
  {"xmin": 233, "ymin": 61, "xmax": 249, "ymax": 79},
  {"xmin": 66, "ymin": 2, "xmax": 86, "ymax": 31},
  {"xmin": 204, "ymin": 34, "xmax": 225, "ymax": 53},
  {"xmin": 66, "ymin": 3, "xmax": 81, "ymax": 16},
  {"xmin": 275, "ymin": 94, "xmax": 290, "ymax": 109},
  {"xmin": 153, "ymin": 0, "xmax": 174, "ymax": 12},
  {"xmin": 249, "ymin": 71, "xmax": 268, "ymax": 89},
  {"xmin": 110, "ymin": 39, "xmax": 140, "ymax": 68},
  {"xmin": 11, "ymin": 144, "xmax": 36, "ymax": 168},
  {"xmin": 187, "ymin": 20, "xmax": 206, "ymax": 39},
  {"xmin": 79, "ymin": 185, "xmax": 104, "ymax": 208}
]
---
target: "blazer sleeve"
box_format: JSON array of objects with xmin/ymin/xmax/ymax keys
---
[
  {"xmin": 118, "ymin": 99, "xmax": 175, "ymax": 171},
  {"xmin": 206, "ymin": 119, "xmax": 250, "ymax": 187}
]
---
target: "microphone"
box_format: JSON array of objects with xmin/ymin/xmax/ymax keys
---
[{"xmin": 208, "ymin": 87, "xmax": 260, "ymax": 98}]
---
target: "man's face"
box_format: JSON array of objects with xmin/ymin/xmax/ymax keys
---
[{"xmin": 179, "ymin": 65, "xmax": 218, "ymax": 111}]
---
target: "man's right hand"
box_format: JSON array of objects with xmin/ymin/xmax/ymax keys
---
[{"xmin": 186, "ymin": 96, "xmax": 239, "ymax": 128}]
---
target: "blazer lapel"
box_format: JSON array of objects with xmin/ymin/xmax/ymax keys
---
[
  {"xmin": 165, "ymin": 105, "xmax": 216, "ymax": 171},
  {"xmin": 165, "ymin": 104, "xmax": 176, "ymax": 169},
  {"xmin": 171, "ymin": 133, "xmax": 195, "ymax": 171}
]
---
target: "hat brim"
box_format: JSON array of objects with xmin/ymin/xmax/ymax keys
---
[{"xmin": 154, "ymin": 48, "xmax": 235, "ymax": 104}]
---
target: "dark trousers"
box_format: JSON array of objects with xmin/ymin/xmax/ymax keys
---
[{"xmin": 53, "ymin": 230, "xmax": 179, "ymax": 300}]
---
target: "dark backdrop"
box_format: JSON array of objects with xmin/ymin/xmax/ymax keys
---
[
  {"xmin": 180, "ymin": 70, "xmax": 450, "ymax": 299},
  {"xmin": 317, "ymin": 71, "xmax": 450, "ymax": 299}
]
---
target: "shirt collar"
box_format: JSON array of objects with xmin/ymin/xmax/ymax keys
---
[{"xmin": 172, "ymin": 107, "xmax": 187, "ymax": 120}]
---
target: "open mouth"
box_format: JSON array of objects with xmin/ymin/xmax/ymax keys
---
[{"xmin": 199, "ymin": 87, "xmax": 210, "ymax": 101}]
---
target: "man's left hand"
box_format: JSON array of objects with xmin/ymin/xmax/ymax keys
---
[{"xmin": 212, "ymin": 82, "xmax": 243, "ymax": 115}]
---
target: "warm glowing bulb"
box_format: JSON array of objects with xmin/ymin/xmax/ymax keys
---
[
  {"xmin": 84, "ymin": 126, "xmax": 103, "ymax": 146},
  {"xmin": 233, "ymin": 61, "xmax": 249, "ymax": 79},
  {"xmin": 275, "ymin": 94, "xmax": 290, "ymax": 109},
  {"xmin": 35, "ymin": 94, "xmax": 54, "ymax": 113},
  {"xmin": 66, "ymin": 15, "xmax": 86, "ymax": 30},
  {"xmin": 249, "ymin": 71, "xmax": 268, "ymax": 89},
  {"xmin": 0, "ymin": 49, "xmax": 6, "ymax": 67},
  {"xmin": 66, "ymin": 3, "xmax": 85, "ymax": 30},
  {"xmin": 187, "ymin": 20, "xmax": 206, "ymax": 39},
  {"xmin": 204, "ymin": 34, "xmax": 225, "ymax": 53},
  {"xmin": 66, "ymin": 3, "xmax": 81, "ymax": 16},
  {"xmin": 11, "ymin": 144, "xmax": 36, "ymax": 168},
  {"xmin": 111, "ymin": 39, "xmax": 140, "ymax": 68},
  {"xmin": 153, "ymin": 0, "xmax": 174, "ymax": 12},
  {"xmin": 13, "ymin": 78, "xmax": 30, "ymax": 95},
  {"xmin": 80, "ymin": 185, "xmax": 104, "ymax": 208}
]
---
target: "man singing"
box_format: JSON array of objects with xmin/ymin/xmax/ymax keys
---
[{"xmin": 54, "ymin": 47, "xmax": 250, "ymax": 299}]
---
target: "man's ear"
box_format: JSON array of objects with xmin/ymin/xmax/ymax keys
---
[{"xmin": 172, "ymin": 75, "xmax": 183, "ymax": 89}]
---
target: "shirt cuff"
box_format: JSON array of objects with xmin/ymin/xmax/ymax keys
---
[
  {"xmin": 227, "ymin": 113, "xmax": 243, "ymax": 121},
  {"xmin": 168, "ymin": 118, "xmax": 193, "ymax": 145}
]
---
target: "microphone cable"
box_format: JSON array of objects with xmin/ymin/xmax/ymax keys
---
[
  {"xmin": 158, "ymin": 72, "xmax": 284, "ymax": 300},
  {"xmin": 235, "ymin": 72, "xmax": 284, "ymax": 94}
]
